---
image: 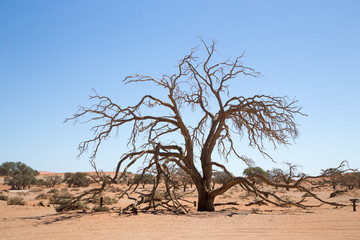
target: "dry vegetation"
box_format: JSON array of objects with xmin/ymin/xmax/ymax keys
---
[{"xmin": 1, "ymin": 171, "xmax": 360, "ymax": 239}]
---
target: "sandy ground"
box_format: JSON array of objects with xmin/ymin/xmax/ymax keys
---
[{"xmin": 1, "ymin": 177, "xmax": 360, "ymax": 240}]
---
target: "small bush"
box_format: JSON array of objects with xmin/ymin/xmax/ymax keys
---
[
  {"xmin": 7, "ymin": 196, "xmax": 26, "ymax": 205},
  {"xmin": 47, "ymin": 188, "xmax": 59, "ymax": 194},
  {"xmin": 143, "ymin": 190, "xmax": 168, "ymax": 202},
  {"xmin": 35, "ymin": 193, "xmax": 48, "ymax": 200},
  {"xmin": 104, "ymin": 196, "xmax": 118, "ymax": 205},
  {"xmin": 49, "ymin": 192, "xmax": 72, "ymax": 204},
  {"xmin": 0, "ymin": 194, "xmax": 9, "ymax": 201},
  {"xmin": 55, "ymin": 199, "xmax": 89, "ymax": 212}
]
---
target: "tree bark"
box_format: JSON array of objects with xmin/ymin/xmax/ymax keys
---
[
  {"xmin": 195, "ymin": 179, "xmax": 215, "ymax": 211},
  {"xmin": 197, "ymin": 190, "xmax": 215, "ymax": 211}
]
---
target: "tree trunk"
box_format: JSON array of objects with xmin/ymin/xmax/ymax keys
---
[
  {"xmin": 197, "ymin": 187, "xmax": 215, "ymax": 211},
  {"xmin": 192, "ymin": 174, "xmax": 215, "ymax": 211}
]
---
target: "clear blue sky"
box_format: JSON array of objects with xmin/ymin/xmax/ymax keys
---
[{"xmin": 1, "ymin": 0, "xmax": 359, "ymax": 175}]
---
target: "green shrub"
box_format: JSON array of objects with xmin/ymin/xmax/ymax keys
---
[
  {"xmin": 0, "ymin": 162, "xmax": 39, "ymax": 190},
  {"xmin": 64, "ymin": 172, "xmax": 92, "ymax": 188},
  {"xmin": 143, "ymin": 190, "xmax": 168, "ymax": 202},
  {"xmin": 55, "ymin": 199, "xmax": 89, "ymax": 212},
  {"xmin": 243, "ymin": 167, "xmax": 269, "ymax": 178},
  {"xmin": 7, "ymin": 196, "xmax": 26, "ymax": 205},
  {"xmin": 60, "ymin": 188, "xmax": 69, "ymax": 193},
  {"xmin": 132, "ymin": 174, "xmax": 154, "ymax": 188},
  {"xmin": 34, "ymin": 178, "xmax": 46, "ymax": 187},
  {"xmin": 212, "ymin": 171, "xmax": 233, "ymax": 185},
  {"xmin": 47, "ymin": 189, "xmax": 59, "ymax": 194},
  {"xmin": 0, "ymin": 194, "xmax": 9, "ymax": 201},
  {"xmin": 43, "ymin": 175, "xmax": 63, "ymax": 188},
  {"xmin": 49, "ymin": 192, "xmax": 72, "ymax": 204}
]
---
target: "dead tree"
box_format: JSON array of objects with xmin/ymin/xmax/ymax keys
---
[
  {"xmin": 244, "ymin": 161, "xmax": 354, "ymax": 208},
  {"xmin": 67, "ymin": 39, "xmax": 311, "ymax": 212},
  {"xmin": 281, "ymin": 162, "xmax": 302, "ymax": 190}
]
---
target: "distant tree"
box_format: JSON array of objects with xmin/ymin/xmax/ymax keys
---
[
  {"xmin": 243, "ymin": 166, "xmax": 269, "ymax": 185},
  {"xmin": 339, "ymin": 172, "xmax": 360, "ymax": 190},
  {"xmin": 64, "ymin": 172, "xmax": 91, "ymax": 187},
  {"xmin": 243, "ymin": 166, "xmax": 269, "ymax": 178},
  {"xmin": 124, "ymin": 174, "xmax": 133, "ymax": 186},
  {"xmin": 320, "ymin": 167, "xmax": 343, "ymax": 189},
  {"xmin": 281, "ymin": 162, "xmax": 302, "ymax": 190},
  {"xmin": 117, "ymin": 172, "xmax": 133, "ymax": 186},
  {"xmin": 34, "ymin": 178, "xmax": 46, "ymax": 187},
  {"xmin": 132, "ymin": 173, "xmax": 154, "ymax": 188},
  {"xmin": 0, "ymin": 162, "xmax": 39, "ymax": 190},
  {"xmin": 267, "ymin": 168, "xmax": 286, "ymax": 189},
  {"xmin": 174, "ymin": 167, "xmax": 193, "ymax": 192},
  {"xmin": 212, "ymin": 171, "xmax": 233, "ymax": 189},
  {"xmin": 43, "ymin": 175, "xmax": 63, "ymax": 188},
  {"xmin": 265, "ymin": 163, "xmax": 303, "ymax": 190}
]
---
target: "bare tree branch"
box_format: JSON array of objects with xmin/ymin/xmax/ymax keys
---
[{"xmin": 67, "ymin": 39, "xmax": 312, "ymax": 212}]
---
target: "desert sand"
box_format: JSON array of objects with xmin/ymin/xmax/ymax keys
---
[{"xmin": 1, "ymin": 174, "xmax": 359, "ymax": 240}]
